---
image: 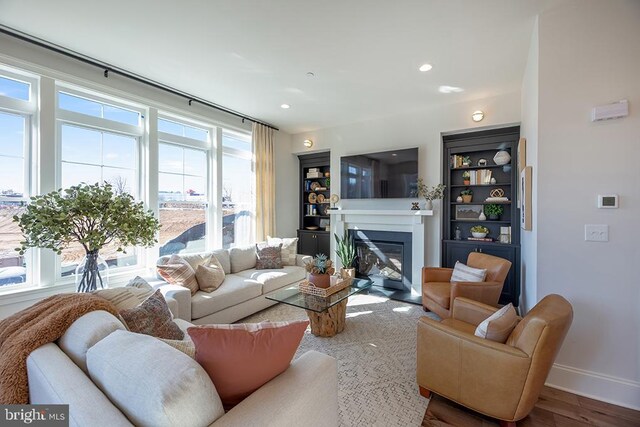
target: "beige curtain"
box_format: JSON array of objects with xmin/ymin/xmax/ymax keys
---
[{"xmin": 253, "ymin": 122, "xmax": 275, "ymax": 241}]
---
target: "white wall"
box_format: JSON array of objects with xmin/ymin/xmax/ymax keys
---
[
  {"xmin": 286, "ymin": 92, "xmax": 521, "ymax": 276},
  {"xmin": 273, "ymin": 131, "xmax": 297, "ymax": 237},
  {"xmin": 528, "ymin": 0, "xmax": 640, "ymax": 409},
  {"xmin": 519, "ymin": 18, "xmax": 539, "ymax": 313}
]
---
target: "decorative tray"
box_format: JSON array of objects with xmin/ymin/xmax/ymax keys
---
[{"xmin": 298, "ymin": 276, "xmax": 353, "ymax": 297}]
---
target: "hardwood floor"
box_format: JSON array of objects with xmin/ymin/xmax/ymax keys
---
[{"xmin": 422, "ymin": 386, "xmax": 640, "ymax": 426}]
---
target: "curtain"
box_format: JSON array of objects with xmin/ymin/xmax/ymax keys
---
[{"xmin": 253, "ymin": 122, "xmax": 275, "ymax": 241}]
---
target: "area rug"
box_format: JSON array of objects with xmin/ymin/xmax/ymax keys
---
[{"xmin": 240, "ymin": 294, "xmax": 438, "ymax": 427}]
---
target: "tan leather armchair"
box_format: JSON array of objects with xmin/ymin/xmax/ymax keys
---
[
  {"xmin": 417, "ymin": 295, "xmax": 573, "ymax": 426},
  {"xmin": 422, "ymin": 252, "xmax": 511, "ymax": 318}
]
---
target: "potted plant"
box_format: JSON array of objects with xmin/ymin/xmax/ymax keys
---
[
  {"xmin": 470, "ymin": 225, "xmax": 490, "ymax": 238},
  {"xmin": 14, "ymin": 183, "xmax": 160, "ymax": 292},
  {"xmin": 334, "ymin": 233, "xmax": 356, "ymax": 278},
  {"xmin": 416, "ymin": 179, "xmax": 446, "ymax": 210},
  {"xmin": 484, "ymin": 204, "xmax": 504, "ymax": 220},
  {"xmin": 304, "ymin": 254, "xmax": 335, "ymax": 288},
  {"xmin": 460, "ymin": 189, "xmax": 473, "ymax": 203},
  {"xmin": 462, "ymin": 156, "xmax": 472, "ymax": 167},
  {"xmin": 462, "ymin": 171, "xmax": 471, "ymax": 185}
]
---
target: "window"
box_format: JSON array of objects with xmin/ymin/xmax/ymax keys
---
[
  {"xmin": 0, "ymin": 68, "xmax": 36, "ymax": 288},
  {"xmin": 158, "ymin": 116, "xmax": 210, "ymax": 256},
  {"xmin": 222, "ymin": 130, "xmax": 254, "ymax": 248},
  {"xmin": 56, "ymin": 88, "xmax": 144, "ymax": 276}
]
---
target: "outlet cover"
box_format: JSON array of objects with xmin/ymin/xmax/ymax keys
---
[{"xmin": 585, "ymin": 224, "xmax": 609, "ymax": 242}]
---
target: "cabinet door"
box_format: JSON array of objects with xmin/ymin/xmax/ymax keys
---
[
  {"xmin": 297, "ymin": 231, "xmax": 317, "ymax": 256},
  {"xmin": 477, "ymin": 244, "xmax": 519, "ymax": 307},
  {"xmin": 316, "ymin": 233, "xmax": 330, "ymax": 257},
  {"xmin": 443, "ymin": 242, "xmax": 476, "ymax": 269}
]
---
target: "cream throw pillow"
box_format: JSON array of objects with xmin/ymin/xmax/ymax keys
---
[
  {"xmin": 267, "ymin": 236, "xmax": 299, "ymax": 266},
  {"xmin": 451, "ymin": 261, "xmax": 487, "ymax": 282},
  {"xmin": 157, "ymin": 255, "xmax": 199, "ymax": 295},
  {"xmin": 474, "ymin": 303, "xmax": 519, "ymax": 343},
  {"xmin": 196, "ymin": 256, "xmax": 226, "ymax": 293}
]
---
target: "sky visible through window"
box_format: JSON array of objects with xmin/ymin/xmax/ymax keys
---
[
  {"xmin": 0, "ymin": 111, "xmax": 25, "ymax": 196},
  {"xmin": 0, "ymin": 76, "xmax": 29, "ymax": 101},
  {"xmin": 59, "ymin": 92, "xmax": 140, "ymax": 126}
]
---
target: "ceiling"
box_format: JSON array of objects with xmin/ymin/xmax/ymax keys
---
[{"xmin": 0, "ymin": 0, "xmax": 563, "ymax": 133}]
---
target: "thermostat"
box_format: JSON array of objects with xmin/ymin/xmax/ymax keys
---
[{"xmin": 598, "ymin": 194, "xmax": 618, "ymax": 209}]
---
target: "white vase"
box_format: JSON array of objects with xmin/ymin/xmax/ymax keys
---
[
  {"xmin": 493, "ymin": 150, "xmax": 511, "ymax": 166},
  {"xmin": 479, "ymin": 212, "xmax": 487, "ymax": 221},
  {"xmin": 424, "ymin": 200, "xmax": 433, "ymax": 210}
]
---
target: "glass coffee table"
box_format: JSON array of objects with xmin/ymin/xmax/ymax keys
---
[{"xmin": 266, "ymin": 278, "xmax": 373, "ymax": 337}]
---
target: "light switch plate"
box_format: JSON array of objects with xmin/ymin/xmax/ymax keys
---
[{"xmin": 585, "ymin": 224, "xmax": 609, "ymax": 242}]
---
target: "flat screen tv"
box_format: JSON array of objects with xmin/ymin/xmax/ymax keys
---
[{"xmin": 340, "ymin": 148, "xmax": 418, "ymax": 199}]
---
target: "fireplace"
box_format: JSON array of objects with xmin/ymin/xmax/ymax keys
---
[{"xmin": 348, "ymin": 229, "xmax": 412, "ymax": 291}]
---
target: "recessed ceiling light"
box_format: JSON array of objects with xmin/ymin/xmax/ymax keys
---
[
  {"xmin": 418, "ymin": 63, "xmax": 433, "ymax": 72},
  {"xmin": 280, "ymin": 104, "xmax": 290, "ymax": 109},
  {"xmin": 306, "ymin": 72, "xmax": 315, "ymax": 77},
  {"xmin": 472, "ymin": 110, "xmax": 485, "ymax": 122},
  {"xmin": 438, "ymin": 85, "xmax": 464, "ymax": 94},
  {"xmin": 391, "ymin": 153, "xmax": 398, "ymax": 156}
]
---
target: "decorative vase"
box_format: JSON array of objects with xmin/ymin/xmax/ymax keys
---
[
  {"xmin": 472, "ymin": 232, "xmax": 487, "ymax": 238},
  {"xmin": 463, "ymin": 180, "xmax": 470, "ymax": 185},
  {"xmin": 488, "ymin": 214, "xmax": 500, "ymax": 220},
  {"xmin": 308, "ymin": 273, "xmax": 331, "ymax": 289},
  {"xmin": 493, "ymin": 150, "xmax": 511, "ymax": 166},
  {"xmin": 456, "ymin": 196, "xmax": 463, "ymax": 203},
  {"xmin": 75, "ymin": 250, "xmax": 109, "ymax": 292},
  {"xmin": 424, "ymin": 200, "xmax": 433, "ymax": 210},
  {"xmin": 340, "ymin": 268, "xmax": 356, "ymax": 279},
  {"xmin": 479, "ymin": 212, "xmax": 487, "ymax": 221},
  {"xmin": 461, "ymin": 195, "xmax": 473, "ymax": 203}
]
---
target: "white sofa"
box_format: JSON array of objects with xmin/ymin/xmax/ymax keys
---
[
  {"xmin": 150, "ymin": 246, "xmax": 311, "ymax": 324},
  {"xmin": 27, "ymin": 310, "xmax": 338, "ymax": 427}
]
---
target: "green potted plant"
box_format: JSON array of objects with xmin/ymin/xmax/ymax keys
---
[
  {"xmin": 462, "ymin": 171, "xmax": 471, "ymax": 185},
  {"xmin": 460, "ymin": 189, "xmax": 473, "ymax": 203},
  {"xmin": 334, "ymin": 233, "xmax": 356, "ymax": 278},
  {"xmin": 484, "ymin": 204, "xmax": 504, "ymax": 220},
  {"xmin": 416, "ymin": 179, "xmax": 446, "ymax": 210},
  {"xmin": 304, "ymin": 253, "xmax": 335, "ymax": 288},
  {"xmin": 14, "ymin": 183, "xmax": 160, "ymax": 292},
  {"xmin": 470, "ymin": 225, "xmax": 490, "ymax": 238}
]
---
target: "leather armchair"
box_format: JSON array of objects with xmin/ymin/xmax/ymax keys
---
[
  {"xmin": 422, "ymin": 252, "xmax": 511, "ymax": 318},
  {"xmin": 417, "ymin": 295, "xmax": 573, "ymax": 426}
]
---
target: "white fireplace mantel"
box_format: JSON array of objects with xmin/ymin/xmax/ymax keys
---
[{"xmin": 329, "ymin": 209, "xmax": 434, "ymax": 293}]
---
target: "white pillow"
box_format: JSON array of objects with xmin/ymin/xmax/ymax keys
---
[
  {"xmin": 474, "ymin": 303, "xmax": 519, "ymax": 343},
  {"xmin": 267, "ymin": 236, "xmax": 299, "ymax": 266},
  {"xmin": 450, "ymin": 261, "xmax": 487, "ymax": 282}
]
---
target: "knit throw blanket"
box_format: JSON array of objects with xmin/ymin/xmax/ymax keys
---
[{"xmin": 0, "ymin": 293, "xmax": 119, "ymax": 404}]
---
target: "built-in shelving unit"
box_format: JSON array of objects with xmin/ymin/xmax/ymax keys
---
[{"xmin": 297, "ymin": 152, "xmax": 331, "ymax": 256}]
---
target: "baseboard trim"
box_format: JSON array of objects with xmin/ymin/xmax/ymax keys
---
[{"xmin": 546, "ymin": 363, "xmax": 640, "ymax": 411}]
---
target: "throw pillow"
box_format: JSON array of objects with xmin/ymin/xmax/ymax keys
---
[
  {"xmin": 187, "ymin": 320, "xmax": 309, "ymax": 408},
  {"xmin": 450, "ymin": 261, "xmax": 487, "ymax": 282},
  {"xmin": 179, "ymin": 252, "xmax": 212, "ymax": 271},
  {"xmin": 195, "ymin": 255, "xmax": 225, "ymax": 293},
  {"xmin": 474, "ymin": 303, "xmax": 519, "ymax": 343},
  {"xmin": 157, "ymin": 254, "xmax": 199, "ymax": 295},
  {"xmin": 93, "ymin": 282, "xmax": 154, "ymax": 311},
  {"xmin": 255, "ymin": 243, "xmax": 283, "ymax": 270},
  {"xmin": 120, "ymin": 290, "xmax": 184, "ymax": 340},
  {"xmin": 267, "ymin": 236, "xmax": 298, "ymax": 266},
  {"xmin": 159, "ymin": 337, "xmax": 196, "ymax": 359}
]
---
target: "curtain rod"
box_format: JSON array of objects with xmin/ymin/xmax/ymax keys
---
[{"xmin": 0, "ymin": 24, "xmax": 279, "ymax": 131}]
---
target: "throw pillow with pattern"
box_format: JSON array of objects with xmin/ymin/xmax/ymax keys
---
[
  {"xmin": 120, "ymin": 290, "xmax": 184, "ymax": 340},
  {"xmin": 156, "ymin": 254, "xmax": 199, "ymax": 295},
  {"xmin": 450, "ymin": 261, "xmax": 487, "ymax": 282},
  {"xmin": 255, "ymin": 244, "xmax": 283, "ymax": 270},
  {"xmin": 267, "ymin": 236, "xmax": 298, "ymax": 266}
]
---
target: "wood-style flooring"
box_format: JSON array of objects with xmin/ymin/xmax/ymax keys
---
[{"xmin": 422, "ymin": 386, "xmax": 640, "ymax": 426}]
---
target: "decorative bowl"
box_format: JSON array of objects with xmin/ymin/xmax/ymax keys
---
[{"xmin": 472, "ymin": 232, "xmax": 487, "ymax": 238}]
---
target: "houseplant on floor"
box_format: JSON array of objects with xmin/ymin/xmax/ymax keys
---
[
  {"xmin": 14, "ymin": 182, "xmax": 160, "ymax": 292},
  {"xmin": 334, "ymin": 233, "xmax": 356, "ymax": 279},
  {"xmin": 304, "ymin": 253, "xmax": 335, "ymax": 289}
]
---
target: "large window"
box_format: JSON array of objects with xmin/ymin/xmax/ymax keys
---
[
  {"xmin": 158, "ymin": 117, "xmax": 210, "ymax": 256},
  {"xmin": 0, "ymin": 69, "xmax": 36, "ymax": 288},
  {"xmin": 56, "ymin": 88, "xmax": 143, "ymax": 276},
  {"xmin": 222, "ymin": 130, "xmax": 254, "ymax": 248}
]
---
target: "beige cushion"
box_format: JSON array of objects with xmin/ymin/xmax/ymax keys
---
[
  {"xmin": 235, "ymin": 266, "xmax": 306, "ymax": 293},
  {"xmin": 87, "ymin": 330, "xmax": 224, "ymax": 427},
  {"xmin": 57, "ymin": 310, "xmax": 126, "ymax": 374},
  {"xmin": 179, "ymin": 252, "xmax": 213, "ymax": 271},
  {"xmin": 94, "ymin": 285, "xmax": 154, "ymax": 311},
  {"xmin": 451, "ymin": 261, "xmax": 487, "ymax": 282},
  {"xmin": 196, "ymin": 256, "xmax": 226, "ymax": 292},
  {"xmin": 212, "ymin": 249, "xmax": 231, "ymax": 274},
  {"xmin": 157, "ymin": 255, "xmax": 199, "ymax": 295},
  {"xmin": 159, "ymin": 337, "xmax": 196, "ymax": 359},
  {"xmin": 474, "ymin": 303, "xmax": 519, "ymax": 343},
  {"xmin": 229, "ymin": 245, "xmax": 257, "ymax": 273},
  {"xmin": 267, "ymin": 236, "xmax": 299, "ymax": 266},
  {"xmin": 191, "ymin": 275, "xmax": 262, "ymax": 319}
]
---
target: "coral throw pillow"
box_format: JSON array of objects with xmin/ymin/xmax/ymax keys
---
[
  {"xmin": 157, "ymin": 254, "xmax": 199, "ymax": 295},
  {"xmin": 187, "ymin": 320, "xmax": 309, "ymax": 407}
]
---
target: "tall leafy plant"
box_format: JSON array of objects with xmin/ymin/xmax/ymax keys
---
[
  {"xmin": 14, "ymin": 183, "xmax": 160, "ymax": 292},
  {"xmin": 334, "ymin": 233, "xmax": 356, "ymax": 269}
]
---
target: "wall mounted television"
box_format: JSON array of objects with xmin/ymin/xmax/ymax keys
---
[{"xmin": 340, "ymin": 148, "xmax": 418, "ymax": 199}]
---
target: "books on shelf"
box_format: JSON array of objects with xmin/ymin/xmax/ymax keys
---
[
  {"xmin": 469, "ymin": 169, "xmax": 492, "ymax": 185},
  {"xmin": 306, "ymin": 172, "xmax": 323, "ymax": 178},
  {"xmin": 467, "ymin": 237, "xmax": 493, "ymax": 242},
  {"xmin": 308, "ymin": 168, "xmax": 320, "ymax": 173},
  {"xmin": 485, "ymin": 197, "xmax": 509, "ymax": 202},
  {"xmin": 451, "ymin": 155, "xmax": 465, "ymax": 169}
]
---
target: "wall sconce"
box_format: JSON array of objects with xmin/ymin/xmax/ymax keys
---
[
  {"xmin": 303, "ymin": 139, "xmax": 314, "ymax": 148},
  {"xmin": 471, "ymin": 110, "xmax": 484, "ymax": 122}
]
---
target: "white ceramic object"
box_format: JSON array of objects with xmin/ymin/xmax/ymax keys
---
[
  {"xmin": 479, "ymin": 212, "xmax": 487, "ymax": 221},
  {"xmin": 472, "ymin": 232, "xmax": 487, "ymax": 238},
  {"xmin": 493, "ymin": 151, "xmax": 511, "ymax": 166},
  {"xmin": 456, "ymin": 196, "xmax": 463, "ymax": 202}
]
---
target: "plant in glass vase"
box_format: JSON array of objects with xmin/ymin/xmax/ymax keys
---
[
  {"xmin": 416, "ymin": 179, "xmax": 446, "ymax": 210},
  {"xmin": 14, "ymin": 182, "xmax": 160, "ymax": 292}
]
